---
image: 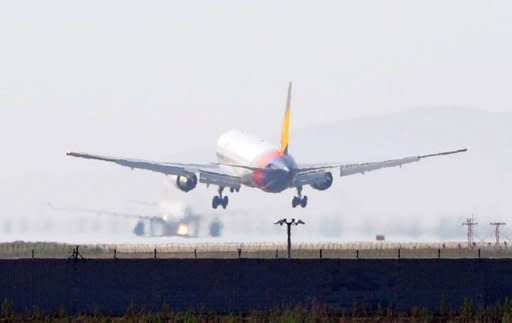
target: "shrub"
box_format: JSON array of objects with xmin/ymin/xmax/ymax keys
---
[
  {"xmin": 503, "ymin": 298, "xmax": 512, "ymax": 323},
  {"xmin": 461, "ymin": 297, "xmax": 476, "ymax": 320},
  {"xmin": 1, "ymin": 298, "xmax": 13, "ymax": 318}
]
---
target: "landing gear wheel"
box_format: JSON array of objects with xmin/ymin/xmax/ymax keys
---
[
  {"xmin": 292, "ymin": 196, "xmax": 300, "ymax": 208},
  {"xmin": 212, "ymin": 196, "xmax": 221, "ymax": 209},
  {"xmin": 212, "ymin": 187, "xmax": 229, "ymax": 209},
  {"xmin": 221, "ymin": 196, "xmax": 229, "ymax": 209},
  {"xmin": 300, "ymin": 196, "xmax": 308, "ymax": 208},
  {"xmin": 292, "ymin": 186, "xmax": 305, "ymax": 208}
]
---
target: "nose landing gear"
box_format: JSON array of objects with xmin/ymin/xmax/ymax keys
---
[
  {"xmin": 212, "ymin": 187, "xmax": 229, "ymax": 209},
  {"xmin": 292, "ymin": 186, "xmax": 308, "ymax": 208}
]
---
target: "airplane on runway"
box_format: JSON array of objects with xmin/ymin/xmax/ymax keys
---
[
  {"xmin": 49, "ymin": 201, "xmax": 223, "ymax": 238},
  {"xmin": 67, "ymin": 82, "xmax": 467, "ymax": 209}
]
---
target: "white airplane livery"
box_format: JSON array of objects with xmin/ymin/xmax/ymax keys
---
[{"xmin": 67, "ymin": 82, "xmax": 467, "ymax": 209}]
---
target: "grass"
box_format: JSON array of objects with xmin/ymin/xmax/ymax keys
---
[
  {"xmin": 0, "ymin": 241, "xmax": 111, "ymax": 259},
  {"xmin": 1, "ymin": 241, "xmax": 511, "ymax": 259},
  {"xmin": 1, "ymin": 299, "xmax": 512, "ymax": 322}
]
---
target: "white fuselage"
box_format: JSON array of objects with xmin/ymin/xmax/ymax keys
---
[{"xmin": 216, "ymin": 130, "xmax": 276, "ymax": 166}]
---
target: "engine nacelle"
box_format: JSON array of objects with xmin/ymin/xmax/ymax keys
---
[
  {"xmin": 175, "ymin": 173, "xmax": 198, "ymax": 192},
  {"xmin": 311, "ymin": 171, "xmax": 333, "ymax": 191}
]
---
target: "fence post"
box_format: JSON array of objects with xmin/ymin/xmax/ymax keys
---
[
  {"xmin": 194, "ymin": 248, "xmax": 197, "ymax": 259},
  {"xmin": 237, "ymin": 248, "xmax": 242, "ymax": 258},
  {"xmin": 275, "ymin": 249, "xmax": 278, "ymax": 258},
  {"xmin": 113, "ymin": 248, "xmax": 117, "ymax": 260},
  {"xmin": 31, "ymin": 249, "xmax": 34, "ymax": 259},
  {"xmin": 437, "ymin": 248, "xmax": 441, "ymax": 259},
  {"xmin": 478, "ymin": 248, "xmax": 481, "ymax": 258},
  {"xmin": 356, "ymin": 250, "xmax": 359, "ymax": 259},
  {"xmin": 319, "ymin": 249, "xmax": 323, "ymax": 259},
  {"xmin": 154, "ymin": 248, "xmax": 157, "ymax": 259},
  {"xmin": 398, "ymin": 248, "xmax": 401, "ymax": 259}
]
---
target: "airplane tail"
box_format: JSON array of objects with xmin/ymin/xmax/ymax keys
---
[{"xmin": 280, "ymin": 81, "xmax": 292, "ymax": 155}]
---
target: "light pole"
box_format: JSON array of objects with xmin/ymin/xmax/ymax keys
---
[{"xmin": 274, "ymin": 218, "xmax": 305, "ymax": 258}]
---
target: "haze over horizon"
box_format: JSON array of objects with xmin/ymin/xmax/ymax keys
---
[{"xmin": 1, "ymin": 1, "xmax": 511, "ymax": 243}]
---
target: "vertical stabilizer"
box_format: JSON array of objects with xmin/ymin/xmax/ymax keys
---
[{"xmin": 280, "ymin": 81, "xmax": 292, "ymax": 155}]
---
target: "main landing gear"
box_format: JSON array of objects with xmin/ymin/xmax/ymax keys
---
[
  {"xmin": 212, "ymin": 187, "xmax": 229, "ymax": 209},
  {"xmin": 292, "ymin": 186, "xmax": 308, "ymax": 208}
]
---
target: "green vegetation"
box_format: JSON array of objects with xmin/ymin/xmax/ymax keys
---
[
  {"xmin": 1, "ymin": 241, "xmax": 512, "ymax": 259},
  {"xmin": 0, "ymin": 241, "xmax": 112, "ymax": 258},
  {"xmin": 0, "ymin": 299, "xmax": 512, "ymax": 322}
]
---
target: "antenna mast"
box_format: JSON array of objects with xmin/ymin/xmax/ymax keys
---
[
  {"xmin": 462, "ymin": 216, "xmax": 478, "ymax": 248},
  {"xmin": 490, "ymin": 222, "xmax": 506, "ymax": 246}
]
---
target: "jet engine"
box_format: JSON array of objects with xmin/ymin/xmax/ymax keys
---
[
  {"xmin": 175, "ymin": 173, "xmax": 198, "ymax": 192},
  {"xmin": 311, "ymin": 172, "xmax": 333, "ymax": 191}
]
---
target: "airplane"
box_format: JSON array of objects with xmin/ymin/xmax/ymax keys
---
[
  {"xmin": 49, "ymin": 202, "xmax": 223, "ymax": 237},
  {"xmin": 67, "ymin": 82, "xmax": 467, "ymax": 209}
]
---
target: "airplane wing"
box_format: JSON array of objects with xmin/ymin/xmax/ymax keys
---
[
  {"xmin": 66, "ymin": 151, "xmax": 225, "ymax": 176},
  {"xmin": 49, "ymin": 203, "xmax": 153, "ymax": 220},
  {"xmin": 296, "ymin": 148, "xmax": 468, "ymax": 178},
  {"xmin": 66, "ymin": 151, "xmax": 276, "ymax": 190}
]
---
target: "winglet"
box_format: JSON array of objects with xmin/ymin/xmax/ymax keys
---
[{"xmin": 280, "ymin": 81, "xmax": 292, "ymax": 155}]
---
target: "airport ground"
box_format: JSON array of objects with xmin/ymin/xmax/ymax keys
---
[{"xmin": 0, "ymin": 240, "xmax": 510, "ymax": 259}]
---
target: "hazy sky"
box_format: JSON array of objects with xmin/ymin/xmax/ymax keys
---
[
  {"xmin": 2, "ymin": 0, "xmax": 511, "ymax": 162},
  {"xmin": 1, "ymin": 1, "xmax": 511, "ymax": 242}
]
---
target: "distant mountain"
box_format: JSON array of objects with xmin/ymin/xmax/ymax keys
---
[{"xmin": 294, "ymin": 107, "xmax": 512, "ymax": 162}]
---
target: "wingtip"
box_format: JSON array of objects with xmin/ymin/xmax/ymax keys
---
[{"xmin": 66, "ymin": 151, "xmax": 80, "ymax": 157}]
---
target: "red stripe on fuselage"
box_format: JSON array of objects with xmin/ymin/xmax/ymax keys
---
[{"xmin": 252, "ymin": 150, "xmax": 283, "ymax": 189}]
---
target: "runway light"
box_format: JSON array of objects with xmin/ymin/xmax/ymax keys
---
[{"xmin": 177, "ymin": 223, "xmax": 189, "ymax": 236}]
